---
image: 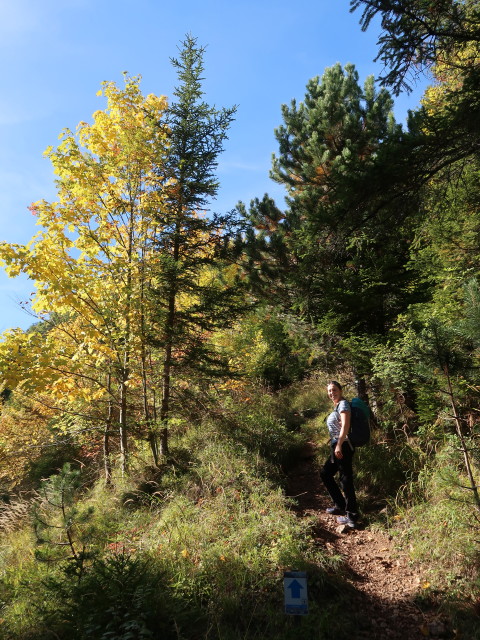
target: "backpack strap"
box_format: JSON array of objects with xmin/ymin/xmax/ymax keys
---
[{"xmin": 335, "ymin": 400, "xmax": 351, "ymax": 413}]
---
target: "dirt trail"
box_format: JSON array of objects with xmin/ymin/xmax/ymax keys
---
[{"xmin": 286, "ymin": 441, "xmax": 454, "ymax": 639}]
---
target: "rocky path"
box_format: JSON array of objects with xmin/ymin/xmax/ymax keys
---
[{"xmin": 286, "ymin": 441, "xmax": 454, "ymax": 639}]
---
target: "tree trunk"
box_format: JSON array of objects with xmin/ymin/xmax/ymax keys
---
[
  {"xmin": 159, "ymin": 342, "xmax": 172, "ymax": 456},
  {"xmin": 159, "ymin": 222, "xmax": 180, "ymax": 457},
  {"xmin": 143, "ymin": 368, "xmax": 159, "ymax": 466},
  {"xmin": 118, "ymin": 206, "xmax": 135, "ymax": 473},
  {"xmin": 104, "ymin": 374, "xmax": 113, "ymax": 484},
  {"xmin": 444, "ymin": 365, "xmax": 480, "ymax": 513},
  {"xmin": 119, "ymin": 372, "xmax": 129, "ymax": 474},
  {"xmin": 355, "ymin": 374, "xmax": 379, "ymax": 430},
  {"xmin": 139, "ymin": 254, "xmax": 159, "ymax": 466},
  {"xmin": 355, "ymin": 375, "xmax": 369, "ymax": 403}
]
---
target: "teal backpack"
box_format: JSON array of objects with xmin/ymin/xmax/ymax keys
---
[
  {"xmin": 335, "ymin": 398, "xmax": 370, "ymax": 447},
  {"xmin": 348, "ymin": 397, "xmax": 371, "ymax": 446}
]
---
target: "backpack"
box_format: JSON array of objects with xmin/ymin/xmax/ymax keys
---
[
  {"xmin": 348, "ymin": 397, "xmax": 371, "ymax": 447},
  {"xmin": 335, "ymin": 397, "xmax": 371, "ymax": 447}
]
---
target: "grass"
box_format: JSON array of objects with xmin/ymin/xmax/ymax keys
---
[
  {"xmin": 392, "ymin": 443, "xmax": 479, "ymax": 591},
  {"xmin": 1, "ymin": 377, "xmax": 478, "ymax": 639},
  {"xmin": 383, "ymin": 440, "xmax": 480, "ymax": 638},
  {"xmin": 0, "ymin": 383, "xmax": 343, "ymax": 640}
]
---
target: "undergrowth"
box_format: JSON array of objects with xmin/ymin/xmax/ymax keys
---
[
  {"xmin": 354, "ymin": 438, "xmax": 479, "ymax": 637},
  {"xmin": 391, "ymin": 442, "xmax": 479, "ymax": 628},
  {"xmin": 0, "ymin": 383, "xmax": 342, "ymax": 640},
  {"xmin": 0, "ymin": 379, "xmax": 478, "ymax": 638}
]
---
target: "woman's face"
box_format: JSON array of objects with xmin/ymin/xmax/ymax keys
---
[{"xmin": 327, "ymin": 383, "xmax": 342, "ymax": 404}]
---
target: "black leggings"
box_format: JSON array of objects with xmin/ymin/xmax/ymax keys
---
[{"xmin": 319, "ymin": 441, "xmax": 358, "ymax": 519}]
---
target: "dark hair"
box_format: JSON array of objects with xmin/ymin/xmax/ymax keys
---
[{"xmin": 327, "ymin": 380, "xmax": 342, "ymax": 391}]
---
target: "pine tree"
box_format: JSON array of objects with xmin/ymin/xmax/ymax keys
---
[
  {"xmin": 244, "ymin": 63, "xmax": 420, "ymax": 337},
  {"xmin": 351, "ymin": 0, "xmax": 480, "ymax": 170},
  {"xmin": 350, "ymin": 0, "xmax": 480, "ymax": 94}
]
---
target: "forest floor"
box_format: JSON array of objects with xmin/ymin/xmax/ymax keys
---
[{"xmin": 286, "ymin": 439, "xmax": 456, "ymax": 640}]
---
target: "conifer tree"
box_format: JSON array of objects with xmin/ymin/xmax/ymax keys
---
[
  {"xmin": 350, "ymin": 0, "xmax": 480, "ymax": 91},
  {"xmin": 149, "ymin": 36, "xmax": 244, "ymax": 455},
  {"xmin": 351, "ymin": 0, "xmax": 480, "ymax": 166},
  {"xmin": 244, "ymin": 63, "xmax": 419, "ymax": 338}
]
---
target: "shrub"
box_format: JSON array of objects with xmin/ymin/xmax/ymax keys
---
[{"xmin": 39, "ymin": 551, "xmax": 197, "ymax": 640}]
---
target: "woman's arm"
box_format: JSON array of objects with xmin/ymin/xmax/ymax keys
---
[{"xmin": 335, "ymin": 409, "xmax": 351, "ymax": 459}]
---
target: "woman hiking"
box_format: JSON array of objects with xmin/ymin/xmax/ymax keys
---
[{"xmin": 320, "ymin": 380, "xmax": 359, "ymax": 528}]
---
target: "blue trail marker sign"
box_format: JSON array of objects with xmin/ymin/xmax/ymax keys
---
[{"xmin": 283, "ymin": 570, "xmax": 308, "ymax": 615}]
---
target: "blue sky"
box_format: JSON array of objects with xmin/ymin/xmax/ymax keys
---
[{"xmin": 0, "ymin": 0, "xmax": 429, "ymax": 333}]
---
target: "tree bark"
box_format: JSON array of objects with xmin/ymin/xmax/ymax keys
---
[
  {"xmin": 159, "ymin": 220, "xmax": 180, "ymax": 457},
  {"xmin": 104, "ymin": 373, "xmax": 113, "ymax": 484},
  {"xmin": 444, "ymin": 365, "xmax": 480, "ymax": 513}
]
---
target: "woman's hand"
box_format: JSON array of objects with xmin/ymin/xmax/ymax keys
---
[{"xmin": 335, "ymin": 442, "xmax": 343, "ymax": 459}]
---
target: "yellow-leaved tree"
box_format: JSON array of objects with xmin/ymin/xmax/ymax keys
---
[
  {"xmin": 0, "ymin": 75, "xmax": 169, "ymax": 475},
  {"xmin": 1, "ymin": 38, "xmax": 248, "ymax": 480}
]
